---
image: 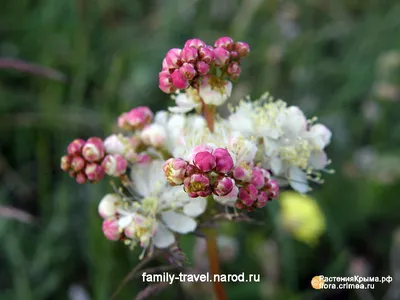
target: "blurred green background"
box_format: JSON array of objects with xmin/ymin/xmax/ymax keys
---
[{"xmin": 1, "ymin": 0, "xmax": 400, "ymax": 299}]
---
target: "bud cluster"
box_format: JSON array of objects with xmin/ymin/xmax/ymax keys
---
[
  {"xmin": 159, "ymin": 37, "xmax": 250, "ymax": 93},
  {"xmin": 162, "ymin": 146, "xmax": 279, "ymax": 210},
  {"xmin": 61, "ymin": 137, "xmax": 128, "ymax": 184},
  {"xmin": 118, "ymin": 106, "xmax": 154, "ymax": 131}
]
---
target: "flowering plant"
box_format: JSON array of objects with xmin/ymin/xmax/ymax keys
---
[{"xmin": 60, "ymin": 36, "xmax": 332, "ymax": 299}]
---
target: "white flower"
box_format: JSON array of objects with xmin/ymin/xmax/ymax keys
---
[
  {"xmin": 141, "ymin": 124, "xmax": 167, "ymax": 148},
  {"xmin": 168, "ymin": 88, "xmax": 202, "ymax": 113},
  {"xmin": 307, "ymin": 124, "xmax": 332, "ymax": 150},
  {"xmin": 117, "ymin": 160, "xmax": 207, "ymax": 250},
  {"xmin": 104, "ymin": 134, "xmax": 125, "ymax": 155},
  {"xmin": 199, "ymin": 76, "xmax": 232, "ymax": 106}
]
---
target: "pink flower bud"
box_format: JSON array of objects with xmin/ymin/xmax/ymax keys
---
[
  {"xmin": 185, "ymin": 164, "xmax": 199, "ymax": 177},
  {"xmin": 213, "ymin": 185, "xmax": 239, "ymax": 206},
  {"xmin": 213, "ymin": 47, "xmax": 230, "ymax": 67},
  {"xmin": 85, "ymin": 163, "xmax": 105, "ymax": 182},
  {"xmin": 71, "ymin": 155, "xmax": 85, "ymax": 172},
  {"xmin": 181, "ymin": 47, "xmax": 198, "ymax": 63},
  {"xmin": 251, "ymin": 167, "xmax": 265, "ymax": 189},
  {"xmin": 255, "ymin": 191, "xmax": 269, "ymax": 208},
  {"xmin": 67, "ymin": 139, "xmax": 86, "ymax": 156},
  {"xmin": 213, "ymin": 148, "xmax": 234, "ymax": 174},
  {"xmin": 125, "ymin": 106, "xmax": 154, "ymax": 130},
  {"xmin": 162, "ymin": 58, "xmax": 169, "ymax": 70},
  {"xmin": 234, "ymin": 41, "xmax": 250, "ymax": 57},
  {"xmin": 140, "ymin": 124, "xmax": 167, "ymax": 147},
  {"xmin": 98, "ymin": 193, "xmax": 121, "ymax": 219},
  {"xmin": 165, "ymin": 48, "xmax": 182, "ymax": 68},
  {"xmin": 75, "ymin": 172, "xmax": 87, "ymax": 184},
  {"xmin": 184, "ymin": 173, "xmax": 211, "ymax": 198},
  {"xmin": 238, "ymin": 184, "xmax": 258, "ymax": 207},
  {"xmin": 193, "ymin": 151, "xmax": 216, "ymax": 172},
  {"xmin": 227, "ymin": 62, "xmax": 241, "ymax": 80},
  {"xmin": 214, "ymin": 36, "xmax": 234, "ymax": 51},
  {"xmin": 199, "ymin": 47, "xmax": 215, "ymax": 64},
  {"xmin": 179, "ymin": 63, "xmax": 197, "ymax": 80},
  {"xmin": 232, "ymin": 164, "xmax": 252, "ymax": 182},
  {"xmin": 60, "ymin": 155, "xmax": 71, "ymax": 172},
  {"xmin": 171, "ymin": 69, "xmax": 190, "ymax": 89},
  {"xmin": 102, "ymin": 154, "xmax": 127, "ymax": 177},
  {"xmin": 213, "ymin": 176, "xmax": 235, "ymax": 196},
  {"xmin": 184, "ymin": 38, "xmax": 206, "ymax": 50},
  {"xmin": 136, "ymin": 153, "xmax": 152, "ymax": 164},
  {"xmin": 196, "ymin": 61, "xmax": 210, "ymax": 75},
  {"xmin": 102, "ymin": 218, "xmax": 121, "ymax": 241},
  {"xmin": 163, "ymin": 158, "xmax": 188, "ymax": 186},
  {"xmin": 229, "ymin": 51, "xmax": 239, "ymax": 59},
  {"xmin": 159, "ymin": 74, "xmax": 176, "ymax": 93},
  {"xmin": 188, "ymin": 145, "xmax": 214, "ymax": 164},
  {"xmin": 118, "ymin": 113, "xmax": 129, "ymax": 129},
  {"xmin": 267, "ymin": 179, "xmax": 279, "ymax": 199},
  {"xmin": 82, "ymin": 137, "xmax": 104, "ymax": 162}
]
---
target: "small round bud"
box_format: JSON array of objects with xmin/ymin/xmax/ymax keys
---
[
  {"xmin": 124, "ymin": 106, "xmax": 154, "ymax": 130},
  {"xmin": 238, "ymin": 184, "xmax": 258, "ymax": 207},
  {"xmin": 159, "ymin": 73, "xmax": 176, "ymax": 93},
  {"xmin": 229, "ymin": 51, "xmax": 239, "ymax": 59},
  {"xmin": 193, "ymin": 151, "xmax": 216, "ymax": 172},
  {"xmin": 184, "ymin": 38, "xmax": 206, "ymax": 50},
  {"xmin": 213, "ymin": 148, "xmax": 234, "ymax": 174},
  {"xmin": 60, "ymin": 155, "xmax": 71, "ymax": 172},
  {"xmin": 213, "ymin": 176, "xmax": 235, "ymax": 196},
  {"xmin": 85, "ymin": 163, "xmax": 105, "ymax": 182},
  {"xmin": 98, "ymin": 193, "xmax": 122, "ymax": 219},
  {"xmin": 71, "ymin": 155, "xmax": 85, "ymax": 172},
  {"xmin": 75, "ymin": 171, "xmax": 87, "ymax": 184},
  {"xmin": 213, "ymin": 185, "xmax": 239, "ymax": 206},
  {"xmin": 163, "ymin": 158, "xmax": 188, "ymax": 185},
  {"xmin": 82, "ymin": 137, "xmax": 105, "ymax": 162},
  {"xmin": 199, "ymin": 47, "xmax": 215, "ymax": 64},
  {"xmin": 184, "ymin": 173, "xmax": 211, "ymax": 198},
  {"xmin": 196, "ymin": 61, "xmax": 210, "ymax": 76},
  {"xmin": 165, "ymin": 48, "xmax": 182, "ymax": 69},
  {"xmin": 255, "ymin": 191, "xmax": 269, "ymax": 208},
  {"xmin": 102, "ymin": 154, "xmax": 128, "ymax": 177},
  {"xmin": 233, "ymin": 164, "xmax": 252, "ymax": 182},
  {"xmin": 171, "ymin": 69, "xmax": 190, "ymax": 90},
  {"xmin": 251, "ymin": 167, "xmax": 265, "ymax": 189},
  {"xmin": 227, "ymin": 62, "xmax": 241, "ymax": 80},
  {"xmin": 234, "ymin": 41, "xmax": 250, "ymax": 57},
  {"xmin": 267, "ymin": 179, "xmax": 279, "ymax": 199},
  {"xmin": 214, "ymin": 37, "xmax": 234, "ymax": 51},
  {"xmin": 179, "ymin": 63, "xmax": 197, "ymax": 80},
  {"xmin": 213, "ymin": 47, "xmax": 230, "ymax": 67},
  {"xmin": 67, "ymin": 139, "xmax": 86, "ymax": 156},
  {"xmin": 181, "ymin": 47, "xmax": 198, "ymax": 63},
  {"xmin": 104, "ymin": 134, "xmax": 125, "ymax": 155},
  {"xmin": 102, "ymin": 218, "xmax": 121, "ymax": 241}
]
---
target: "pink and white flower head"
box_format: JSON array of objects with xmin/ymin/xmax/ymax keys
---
[
  {"xmin": 67, "ymin": 139, "xmax": 86, "ymax": 156},
  {"xmin": 199, "ymin": 75, "xmax": 232, "ymax": 106},
  {"xmin": 82, "ymin": 137, "xmax": 105, "ymax": 162},
  {"xmin": 84, "ymin": 163, "xmax": 105, "ymax": 182},
  {"xmin": 120, "ymin": 106, "xmax": 154, "ymax": 131},
  {"xmin": 184, "ymin": 173, "xmax": 212, "ymax": 198},
  {"xmin": 103, "ymin": 134, "xmax": 126, "ymax": 155},
  {"xmin": 213, "ymin": 176, "xmax": 235, "ymax": 196},
  {"xmin": 102, "ymin": 154, "xmax": 128, "ymax": 177},
  {"xmin": 102, "ymin": 218, "xmax": 121, "ymax": 241},
  {"xmin": 140, "ymin": 124, "xmax": 167, "ymax": 148},
  {"xmin": 163, "ymin": 158, "xmax": 188, "ymax": 186},
  {"xmin": 98, "ymin": 193, "xmax": 122, "ymax": 219},
  {"xmin": 213, "ymin": 148, "xmax": 234, "ymax": 174}
]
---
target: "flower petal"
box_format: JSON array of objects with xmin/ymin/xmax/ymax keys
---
[
  {"xmin": 288, "ymin": 167, "xmax": 310, "ymax": 194},
  {"xmin": 161, "ymin": 211, "xmax": 197, "ymax": 234},
  {"xmin": 183, "ymin": 197, "xmax": 207, "ymax": 217},
  {"xmin": 153, "ymin": 221, "xmax": 175, "ymax": 248},
  {"xmin": 118, "ymin": 216, "xmax": 132, "ymax": 229}
]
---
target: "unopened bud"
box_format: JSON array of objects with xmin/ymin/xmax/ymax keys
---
[
  {"xmin": 251, "ymin": 167, "xmax": 265, "ymax": 189},
  {"xmin": 196, "ymin": 61, "xmax": 210, "ymax": 76},
  {"xmin": 227, "ymin": 62, "xmax": 241, "ymax": 80},
  {"xmin": 213, "ymin": 176, "xmax": 235, "ymax": 196},
  {"xmin": 214, "ymin": 36, "xmax": 234, "ymax": 51},
  {"xmin": 199, "ymin": 47, "xmax": 215, "ymax": 64},
  {"xmin": 181, "ymin": 47, "xmax": 198, "ymax": 63},
  {"xmin": 184, "ymin": 173, "xmax": 211, "ymax": 198},
  {"xmin": 193, "ymin": 151, "xmax": 216, "ymax": 172},
  {"xmin": 171, "ymin": 69, "xmax": 190, "ymax": 89},
  {"xmin": 104, "ymin": 134, "xmax": 125, "ymax": 155},
  {"xmin": 233, "ymin": 164, "xmax": 252, "ymax": 182},
  {"xmin": 124, "ymin": 106, "xmax": 154, "ymax": 130},
  {"xmin": 98, "ymin": 193, "xmax": 122, "ymax": 219},
  {"xmin": 71, "ymin": 155, "xmax": 86, "ymax": 172},
  {"xmin": 184, "ymin": 38, "xmax": 206, "ymax": 50},
  {"xmin": 238, "ymin": 184, "xmax": 258, "ymax": 207},
  {"xmin": 213, "ymin": 148, "xmax": 234, "ymax": 174},
  {"xmin": 213, "ymin": 47, "xmax": 230, "ymax": 67},
  {"xmin": 102, "ymin": 154, "xmax": 128, "ymax": 177},
  {"xmin": 61, "ymin": 155, "xmax": 71, "ymax": 172},
  {"xmin": 234, "ymin": 42, "xmax": 250, "ymax": 57},
  {"xmin": 179, "ymin": 63, "xmax": 197, "ymax": 80},
  {"xmin": 165, "ymin": 48, "xmax": 182, "ymax": 69},
  {"xmin": 82, "ymin": 137, "xmax": 104, "ymax": 162},
  {"xmin": 85, "ymin": 163, "xmax": 105, "ymax": 182},
  {"xmin": 102, "ymin": 218, "xmax": 121, "ymax": 241},
  {"xmin": 67, "ymin": 139, "xmax": 86, "ymax": 156},
  {"xmin": 163, "ymin": 158, "xmax": 188, "ymax": 185},
  {"xmin": 75, "ymin": 172, "xmax": 87, "ymax": 184}
]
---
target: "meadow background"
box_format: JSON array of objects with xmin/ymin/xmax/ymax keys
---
[{"xmin": 1, "ymin": 0, "xmax": 400, "ymax": 299}]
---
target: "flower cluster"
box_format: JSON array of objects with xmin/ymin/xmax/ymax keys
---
[{"xmin": 60, "ymin": 36, "xmax": 332, "ymax": 257}]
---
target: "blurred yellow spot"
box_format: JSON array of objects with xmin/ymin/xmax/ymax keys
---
[
  {"xmin": 311, "ymin": 275, "xmax": 324, "ymax": 289},
  {"xmin": 279, "ymin": 191, "xmax": 326, "ymax": 246}
]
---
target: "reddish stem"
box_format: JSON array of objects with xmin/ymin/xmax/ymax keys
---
[{"xmin": 204, "ymin": 227, "xmax": 227, "ymax": 300}]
